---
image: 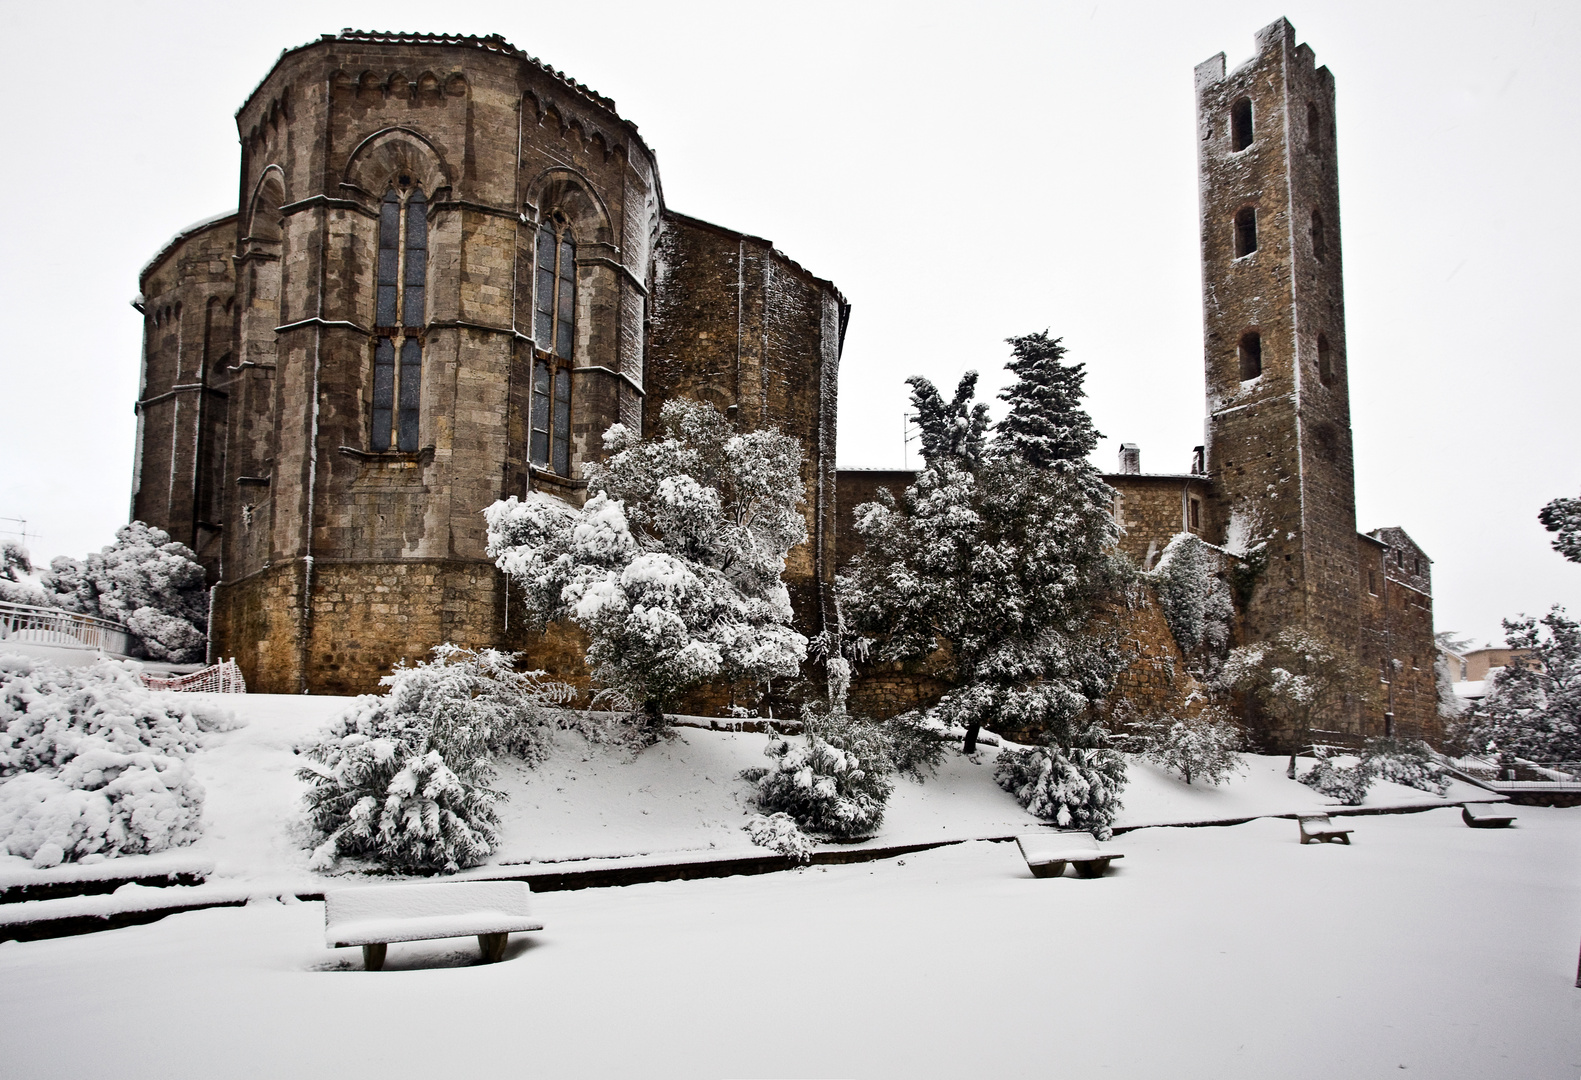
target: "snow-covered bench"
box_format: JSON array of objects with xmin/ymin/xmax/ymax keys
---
[
  {"xmin": 1016, "ymin": 832, "xmax": 1125, "ymax": 878},
  {"xmin": 324, "ymin": 880, "xmax": 542, "ymax": 971},
  {"xmin": 1298, "ymin": 814, "xmax": 1352, "ymax": 845},
  {"xmin": 1461, "ymin": 803, "xmax": 1517, "ymax": 829}
]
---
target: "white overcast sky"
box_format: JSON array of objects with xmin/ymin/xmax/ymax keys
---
[{"xmin": 1, "ymin": 0, "xmax": 1577, "ymax": 648}]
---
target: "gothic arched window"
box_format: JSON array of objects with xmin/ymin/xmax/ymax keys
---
[
  {"xmin": 372, "ymin": 182, "xmax": 427, "ymax": 452},
  {"xmin": 530, "ymin": 218, "xmax": 576, "ymax": 475}
]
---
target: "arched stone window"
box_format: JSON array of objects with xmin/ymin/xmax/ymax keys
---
[
  {"xmin": 1317, "ymin": 333, "xmax": 1334, "ymax": 387},
  {"xmin": 1231, "ymin": 97, "xmax": 1254, "ymax": 151},
  {"xmin": 1310, "ymin": 208, "xmax": 1326, "ymax": 262},
  {"xmin": 1234, "ymin": 206, "xmax": 1258, "ymax": 257},
  {"xmin": 1238, "ymin": 330, "xmax": 1262, "ymax": 381},
  {"xmin": 530, "ymin": 214, "xmax": 576, "ymax": 475},
  {"xmin": 371, "ymin": 180, "xmax": 427, "ymax": 452}
]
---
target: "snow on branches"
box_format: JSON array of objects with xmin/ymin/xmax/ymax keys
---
[
  {"xmin": 42, "ymin": 522, "xmax": 210, "ymax": 662},
  {"xmin": 1461, "ymin": 606, "xmax": 1581, "ymax": 764},
  {"xmin": 1147, "ymin": 533, "xmax": 1234, "ymax": 671},
  {"xmin": 1125, "ymin": 704, "xmax": 1247, "ymax": 786},
  {"xmin": 487, "ymin": 401, "xmax": 809, "ymax": 720},
  {"xmin": 993, "ymin": 741, "xmax": 1127, "ymax": 839},
  {"xmin": 1538, "ymin": 493, "xmax": 1581, "ymax": 565},
  {"xmin": 748, "ymin": 711, "xmax": 895, "ymax": 841},
  {"xmin": 1219, "ymin": 629, "xmax": 1375, "ymax": 745},
  {"xmin": 841, "ymin": 331, "xmax": 1126, "ymax": 754},
  {"xmin": 297, "ymin": 646, "xmax": 574, "ymax": 874},
  {"xmin": 0, "ymin": 656, "xmax": 239, "ymax": 866}
]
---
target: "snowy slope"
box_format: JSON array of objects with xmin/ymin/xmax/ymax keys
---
[{"xmin": 0, "ymin": 692, "xmax": 1495, "ymax": 899}]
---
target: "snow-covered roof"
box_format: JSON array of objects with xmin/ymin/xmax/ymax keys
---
[{"xmin": 139, "ymin": 211, "xmax": 238, "ymax": 285}]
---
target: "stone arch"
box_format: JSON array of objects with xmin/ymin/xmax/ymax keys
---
[
  {"xmin": 247, "ymin": 165, "xmax": 288, "ymax": 243},
  {"xmin": 416, "ymin": 71, "xmax": 441, "ymax": 99},
  {"xmin": 386, "ymin": 71, "xmax": 411, "ymax": 100},
  {"xmin": 342, "ymin": 128, "xmax": 451, "ymax": 204},
  {"xmin": 524, "ymin": 168, "xmax": 614, "ymax": 245}
]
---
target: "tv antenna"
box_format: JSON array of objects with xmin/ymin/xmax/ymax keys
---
[{"xmin": 902, "ymin": 412, "xmax": 919, "ymax": 470}]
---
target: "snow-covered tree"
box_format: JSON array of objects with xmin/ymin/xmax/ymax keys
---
[
  {"xmin": 1218, "ymin": 628, "xmax": 1375, "ymax": 747},
  {"xmin": 1126, "ymin": 704, "xmax": 1246, "ymax": 786},
  {"xmin": 1460, "ymin": 607, "xmax": 1581, "ymax": 764},
  {"xmin": 486, "ymin": 400, "xmax": 809, "ymax": 724},
  {"xmin": 1147, "ymin": 533, "xmax": 1235, "ymax": 673},
  {"xmin": 1539, "ymin": 493, "xmax": 1581, "ymax": 564},
  {"xmin": 297, "ymin": 646, "xmax": 574, "ymax": 873},
  {"xmin": 0, "ymin": 655, "xmax": 238, "ymax": 865},
  {"xmin": 840, "ymin": 333, "xmax": 1128, "ymax": 756},
  {"xmin": 41, "ymin": 523, "xmax": 209, "ymax": 662}
]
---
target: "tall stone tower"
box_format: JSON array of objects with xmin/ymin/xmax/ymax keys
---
[{"xmin": 1196, "ymin": 19, "xmax": 1361, "ymax": 738}]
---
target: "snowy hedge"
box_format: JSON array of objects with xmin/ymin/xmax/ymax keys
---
[
  {"xmin": 994, "ymin": 742, "xmax": 1127, "ymax": 838},
  {"xmin": 297, "ymin": 646, "xmax": 574, "ymax": 874},
  {"xmin": 1365, "ymin": 737, "xmax": 1450, "ymax": 796},
  {"xmin": 1147, "ymin": 533, "xmax": 1234, "ymax": 670},
  {"xmin": 0, "ymin": 656, "xmax": 239, "ymax": 866}
]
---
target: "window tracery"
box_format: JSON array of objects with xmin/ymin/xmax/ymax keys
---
[
  {"xmin": 372, "ymin": 181, "xmax": 426, "ymax": 452},
  {"xmin": 530, "ymin": 214, "xmax": 576, "ymax": 475}
]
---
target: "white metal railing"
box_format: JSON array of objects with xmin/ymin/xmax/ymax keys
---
[
  {"xmin": 0, "ymin": 601, "xmax": 134, "ymax": 657},
  {"xmin": 141, "ymin": 659, "xmax": 246, "ymax": 694}
]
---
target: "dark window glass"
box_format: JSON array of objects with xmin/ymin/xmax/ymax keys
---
[
  {"xmin": 403, "ymin": 191, "xmax": 427, "ymax": 327},
  {"xmin": 530, "ymin": 361, "xmax": 551, "ymax": 467},
  {"xmin": 1231, "ymin": 98, "xmax": 1253, "ymax": 151},
  {"xmin": 556, "ymin": 239, "xmax": 575, "ymax": 359},
  {"xmin": 552, "ymin": 368, "xmax": 572, "ymax": 477},
  {"xmin": 377, "ymin": 190, "xmax": 400, "ymax": 326},
  {"xmin": 372, "ymin": 338, "xmax": 395, "ymax": 451},
  {"xmin": 1317, "ymin": 334, "xmax": 1334, "ymax": 386},
  {"xmin": 1238, "ymin": 331, "xmax": 1262, "ymax": 381},
  {"xmin": 1234, "ymin": 207, "xmax": 1257, "ymax": 257},
  {"xmin": 535, "ymin": 227, "xmax": 556, "ymax": 348},
  {"xmin": 398, "ymin": 338, "xmax": 421, "ymax": 451}
]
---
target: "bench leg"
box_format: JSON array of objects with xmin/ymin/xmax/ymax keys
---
[
  {"xmin": 1072, "ymin": 858, "xmax": 1111, "ymax": 879},
  {"xmin": 362, "ymin": 943, "xmax": 387, "ymax": 971},
  {"xmin": 478, "ymin": 932, "xmax": 508, "ymax": 963},
  {"xmin": 1028, "ymin": 859, "xmax": 1067, "ymax": 878}
]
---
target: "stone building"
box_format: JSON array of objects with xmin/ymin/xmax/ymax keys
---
[
  {"xmin": 131, "ymin": 22, "xmax": 1439, "ymax": 746},
  {"xmin": 131, "ymin": 30, "xmax": 844, "ymax": 695}
]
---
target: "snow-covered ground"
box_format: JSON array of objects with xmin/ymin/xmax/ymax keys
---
[
  {"xmin": 0, "ymin": 806, "xmax": 1576, "ymax": 1079},
  {"xmin": 0, "ymin": 691, "xmax": 1500, "ymax": 916}
]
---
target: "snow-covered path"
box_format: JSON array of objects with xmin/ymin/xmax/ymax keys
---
[{"xmin": 1, "ymin": 806, "xmax": 1576, "ymax": 1079}]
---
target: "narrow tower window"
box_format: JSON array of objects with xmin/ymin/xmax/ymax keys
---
[
  {"xmin": 1234, "ymin": 206, "xmax": 1257, "ymax": 257},
  {"xmin": 530, "ymin": 218, "xmax": 577, "ymax": 474},
  {"xmin": 371, "ymin": 183, "xmax": 426, "ymax": 452},
  {"xmin": 1306, "ymin": 102, "xmax": 1321, "ymax": 151},
  {"xmin": 1231, "ymin": 97, "xmax": 1253, "ymax": 151},
  {"xmin": 1317, "ymin": 333, "xmax": 1334, "ymax": 386},
  {"xmin": 1310, "ymin": 208, "xmax": 1326, "ymax": 262},
  {"xmin": 1238, "ymin": 331, "xmax": 1262, "ymax": 381}
]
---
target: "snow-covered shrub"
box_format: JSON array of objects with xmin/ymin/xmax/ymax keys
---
[
  {"xmin": 1462, "ymin": 607, "xmax": 1581, "ymax": 763},
  {"xmin": 42, "ymin": 523, "xmax": 210, "ymax": 662},
  {"xmin": 1298, "ymin": 752, "xmax": 1375, "ymax": 805},
  {"xmin": 298, "ymin": 646, "xmax": 574, "ymax": 873},
  {"xmin": 1127, "ymin": 705, "xmax": 1246, "ymax": 786},
  {"xmin": 487, "ymin": 400, "xmax": 809, "ymax": 723},
  {"xmin": 885, "ymin": 709, "xmax": 953, "ymax": 781},
  {"xmin": 1147, "ymin": 533, "xmax": 1234, "ymax": 670},
  {"xmin": 1219, "ymin": 628, "xmax": 1377, "ymax": 745},
  {"xmin": 0, "ymin": 656, "xmax": 239, "ymax": 865},
  {"xmin": 750, "ymin": 713, "xmax": 894, "ymax": 840},
  {"xmin": 743, "ymin": 812, "xmax": 813, "ymax": 863},
  {"xmin": 993, "ymin": 741, "xmax": 1127, "ymax": 838},
  {"xmin": 0, "ymin": 541, "xmax": 49, "ymax": 607},
  {"xmin": 1364, "ymin": 737, "xmax": 1450, "ymax": 796}
]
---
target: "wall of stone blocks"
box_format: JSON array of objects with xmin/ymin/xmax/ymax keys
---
[{"xmin": 1103, "ymin": 474, "xmax": 1212, "ymax": 568}]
